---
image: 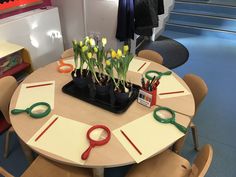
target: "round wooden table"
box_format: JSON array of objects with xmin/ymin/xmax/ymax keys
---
[{"xmin": 9, "ymin": 57, "xmax": 195, "ymax": 176}]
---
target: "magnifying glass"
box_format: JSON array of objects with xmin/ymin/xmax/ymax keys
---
[
  {"xmin": 11, "ymin": 102, "xmax": 51, "ymax": 119},
  {"xmin": 145, "ymin": 70, "xmax": 172, "ymax": 80},
  {"xmin": 81, "ymin": 125, "xmax": 111, "ymax": 160},
  {"xmin": 57, "ymin": 59, "xmax": 74, "ymax": 73},
  {"xmin": 153, "ymin": 107, "xmax": 187, "ymax": 133}
]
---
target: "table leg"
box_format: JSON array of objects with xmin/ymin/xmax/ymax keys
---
[{"xmin": 93, "ymin": 168, "xmax": 104, "ymax": 177}]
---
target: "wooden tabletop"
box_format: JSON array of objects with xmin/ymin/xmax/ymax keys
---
[{"xmin": 9, "ymin": 57, "xmax": 195, "ymax": 168}]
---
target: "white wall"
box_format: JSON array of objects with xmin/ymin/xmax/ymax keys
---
[
  {"xmin": 85, "ymin": 0, "xmax": 122, "ymax": 50},
  {"xmin": 0, "ymin": 7, "xmax": 64, "ymax": 69},
  {"xmin": 52, "ymin": 0, "xmax": 125, "ymax": 51},
  {"xmin": 52, "ymin": 0, "xmax": 85, "ymax": 49},
  {"xmin": 52, "ymin": 0, "xmax": 174, "ymax": 51}
]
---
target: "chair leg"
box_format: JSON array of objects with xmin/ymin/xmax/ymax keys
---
[
  {"xmin": 191, "ymin": 123, "xmax": 200, "ymax": 151},
  {"xmin": 3, "ymin": 127, "xmax": 14, "ymax": 158},
  {"xmin": 172, "ymin": 135, "xmax": 187, "ymax": 154},
  {"xmin": 19, "ymin": 139, "xmax": 34, "ymax": 164}
]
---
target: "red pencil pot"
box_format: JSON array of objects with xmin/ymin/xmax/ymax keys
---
[
  {"xmin": 146, "ymin": 89, "xmax": 156, "ymax": 106},
  {"xmin": 138, "ymin": 88, "xmax": 157, "ymax": 107}
]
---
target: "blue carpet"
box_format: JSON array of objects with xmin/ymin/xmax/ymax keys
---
[
  {"xmin": 163, "ymin": 30, "xmax": 236, "ymax": 177},
  {"xmin": 1, "ymin": 30, "xmax": 236, "ymax": 177}
]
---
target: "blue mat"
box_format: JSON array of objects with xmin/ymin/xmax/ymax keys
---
[{"xmin": 136, "ymin": 35, "xmax": 189, "ymax": 69}]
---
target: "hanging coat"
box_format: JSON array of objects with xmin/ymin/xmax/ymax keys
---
[
  {"xmin": 134, "ymin": 0, "xmax": 164, "ymax": 36},
  {"xmin": 158, "ymin": 0, "xmax": 164, "ymax": 15},
  {"xmin": 116, "ymin": 0, "xmax": 135, "ymax": 41}
]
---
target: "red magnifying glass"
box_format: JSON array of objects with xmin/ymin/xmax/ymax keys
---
[
  {"xmin": 81, "ymin": 125, "xmax": 111, "ymax": 160},
  {"xmin": 57, "ymin": 59, "xmax": 74, "ymax": 73}
]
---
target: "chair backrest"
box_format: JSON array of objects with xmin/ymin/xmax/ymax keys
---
[
  {"xmin": 0, "ymin": 167, "xmax": 14, "ymax": 177},
  {"xmin": 0, "ymin": 76, "xmax": 18, "ymax": 124},
  {"xmin": 61, "ymin": 48, "xmax": 74, "ymax": 59},
  {"xmin": 21, "ymin": 156, "xmax": 92, "ymax": 177},
  {"xmin": 137, "ymin": 49, "xmax": 164, "ymax": 65},
  {"xmin": 190, "ymin": 144, "xmax": 213, "ymax": 177},
  {"xmin": 183, "ymin": 74, "xmax": 208, "ymax": 112}
]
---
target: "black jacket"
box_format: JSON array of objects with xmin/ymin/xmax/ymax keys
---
[
  {"xmin": 116, "ymin": 0, "xmax": 135, "ymax": 41},
  {"xmin": 135, "ymin": 0, "xmax": 164, "ymax": 36}
]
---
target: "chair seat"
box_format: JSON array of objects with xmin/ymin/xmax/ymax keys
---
[
  {"xmin": 126, "ymin": 150, "xmax": 191, "ymax": 177},
  {"xmin": 21, "ymin": 156, "xmax": 92, "ymax": 177}
]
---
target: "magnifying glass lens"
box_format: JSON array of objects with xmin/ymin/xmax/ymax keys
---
[
  {"xmin": 31, "ymin": 105, "xmax": 49, "ymax": 114},
  {"xmin": 60, "ymin": 65, "xmax": 71, "ymax": 70},
  {"xmin": 148, "ymin": 72, "xmax": 159, "ymax": 78},
  {"xmin": 156, "ymin": 109, "xmax": 173, "ymax": 120},
  {"xmin": 89, "ymin": 128, "xmax": 108, "ymax": 141}
]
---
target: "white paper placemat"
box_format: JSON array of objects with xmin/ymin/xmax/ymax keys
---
[
  {"xmin": 129, "ymin": 59, "xmax": 151, "ymax": 74},
  {"xmin": 27, "ymin": 115, "xmax": 92, "ymax": 165},
  {"xmin": 113, "ymin": 112, "xmax": 185, "ymax": 163},
  {"xmin": 157, "ymin": 75, "xmax": 190, "ymax": 99},
  {"xmin": 15, "ymin": 81, "xmax": 55, "ymax": 109}
]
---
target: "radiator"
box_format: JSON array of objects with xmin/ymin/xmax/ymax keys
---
[{"xmin": 0, "ymin": 7, "xmax": 64, "ymax": 69}]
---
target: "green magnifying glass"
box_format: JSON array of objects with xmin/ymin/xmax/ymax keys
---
[
  {"xmin": 11, "ymin": 102, "xmax": 51, "ymax": 119},
  {"xmin": 153, "ymin": 107, "xmax": 187, "ymax": 133},
  {"xmin": 145, "ymin": 70, "xmax": 172, "ymax": 80}
]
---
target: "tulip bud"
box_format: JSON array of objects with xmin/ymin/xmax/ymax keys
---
[
  {"xmin": 123, "ymin": 45, "xmax": 129, "ymax": 54},
  {"xmin": 87, "ymin": 52, "xmax": 92, "ymax": 59},
  {"xmin": 94, "ymin": 46, "xmax": 98, "ymax": 53},
  {"xmin": 89, "ymin": 38, "xmax": 96, "ymax": 47},
  {"xmin": 79, "ymin": 41, "xmax": 83, "ymax": 47},
  {"xmin": 116, "ymin": 49, "xmax": 122, "ymax": 59},
  {"xmin": 82, "ymin": 46, "xmax": 88, "ymax": 52},
  {"xmin": 102, "ymin": 38, "xmax": 107, "ymax": 47},
  {"xmin": 106, "ymin": 60, "xmax": 111, "ymax": 66},
  {"xmin": 111, "ymin": 50, "xmax": 116, "ymax": 59}
]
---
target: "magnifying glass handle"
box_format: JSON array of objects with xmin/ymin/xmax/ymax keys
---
[
  {"xmin": 159, "ymin": 71, "xmax": 172, "ymax": 77},
  {"xmin": 163, "ymin": 71, "xmax": 172, "ymax": 75},
  {"xmin": 81, "ymin": 145, "xmax": 93, "ymax": 160},
  {"xmin": 11, "ymin": 109, "xmax": 27, "ymax": 115},
  {"xmin": 172, "ymin": 122, "xmax": 187, "ymax": 134}
]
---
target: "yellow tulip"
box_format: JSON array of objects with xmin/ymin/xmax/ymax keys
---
[
  {"xmin": 102, "ymin": 38, "xmax": 107, "ymax": 47},
  {"xmin": 111, "ymin": 50, "xmax": 116, "ymax": 59},
  {"xmin": 94, "ymin": 46, "xmax": 98, "ymax": 53},
  {"xmin": 89, "ymin": 38, "xmax": 96, "ymax": 47},
  {"xmin": 87, "ymin": 52, "xmax": 92, "ymax": 59},
  {"xmin": 84, "ymin": 36, "xmax": 89, "ymax": 44},
  {"xmin": 79, "ymin": 41, "xmax": 83, "ymax": 47},
  {"xmin": 72, "ymin": 40, "xmax": 77, "ymax": 45},
  {"xmin": 82, "ymin": 46, "xmax": 88, "ymax": 52},
  {"xmin": 123, "ymin": 45, "xmax": 129, "ymax": 54},
  {"xmin": 116, "ymin": 49, "xmax": 122, "ymax": 59},
  {"xmin": 106, "ymin": 60, "xmax": 111, "ymax": 66}
]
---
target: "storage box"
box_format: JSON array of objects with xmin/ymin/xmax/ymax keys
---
[
  {"xmin": 0, "ymin": 50, "xmax": 23, "ymax": 76},
  {"xmin": 0, "ymin": 41, "xmax": 32, "ymax": 79}
]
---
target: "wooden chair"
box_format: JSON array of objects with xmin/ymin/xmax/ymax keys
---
[
  {"xmin": 125, "ymin": 144, "xmax": 213, "ymax": 177},
  {"xmin": 0, "ymin": 167, "xmax": 14, "ymax": 177},
  {"xmin": 0, "ymin": 76, "xmax": 33, "ymax": 162},
  {"xmin": 137, "ymin": 49, "xmax": 164, "ymax": 65},
  {"xmin": 0, "ymin": 156, "xmax": 92, "ymax": 177},
  {"xmin": 61, "ymin": 48, "xmax": 74, "ymax": 59},
  {"xmin": 173, "ymin": 74, "xmax": 208, "ymax": 153}
]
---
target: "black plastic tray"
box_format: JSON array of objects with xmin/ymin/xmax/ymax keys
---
[{"xmin": 62, "ymin": 81, "xmax": 140, "ymax": 114}]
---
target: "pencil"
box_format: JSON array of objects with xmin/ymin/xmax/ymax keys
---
[
  {"xmin": 120, "ymin": 130, "xmax": 142, "ymax": 155},
  {"xmin": 35, "ymin": 117, "xmax": 58, "ymax": 142},
  {"xmin": 159, "ymin": 91, "xmax": 184, "ymax": 95},
  {"xmin": 26, "ymin": 83, "xmax": 53, "ymax": 89},
  {"xmin": 137, "ymin": 62, "xmax": 146, "ymax": 72}
]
